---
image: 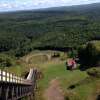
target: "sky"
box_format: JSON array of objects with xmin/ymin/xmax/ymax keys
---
[{"xmin": 0, "ymin": 0, "xmax": 100, "ymax": 12}]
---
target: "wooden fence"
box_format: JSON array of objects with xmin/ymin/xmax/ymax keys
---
[{"xmin": 0, "ymin": 68, "xmax": 38, "ymax": 100}]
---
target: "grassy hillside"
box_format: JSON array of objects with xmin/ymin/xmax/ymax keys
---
[
  {"xmin": 0, "ymin": 3, "xmax": 100, "ymax": 100},
  {"xmin": 11, "ymin": 51, "xmax": 99, "ymax": 100},
  {"xmin": 0, "ymin": 50, "xmax": 99, "ymax": 100},
  {"xmin": 0, "ymin": 3, "xmax": 100, "ymax": 56}
]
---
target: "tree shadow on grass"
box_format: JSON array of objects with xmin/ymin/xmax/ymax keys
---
[
  {"xmin": 64, "ymin": 96, "xmax": 69, "ymax": 100},
  {"xmin": 78, "ymin": 63, "xmax": 93, "ymax": 71},
  {"xmin": 96, "ymin": 95, "xmax": 100, "ymax": 100}
]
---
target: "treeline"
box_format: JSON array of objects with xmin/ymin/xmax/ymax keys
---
[
  {"xmin": 79, "ymin": 41, "xmax": 100, "ymax": 69},
  {"xmin": 0, "ymin": 3, "xmax": 100, "ymax": 57}
]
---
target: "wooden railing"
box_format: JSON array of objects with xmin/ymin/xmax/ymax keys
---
[
  {"xmin": 0, "ymin": 69, "xmax": 32, "ymax": 85},
  {"xmin": 0, "ymin": 68, "xmax": 38, "ymax": 100}
]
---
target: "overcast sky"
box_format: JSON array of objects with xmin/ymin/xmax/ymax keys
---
[{"xmin": 0, "ymin": 0, "xmax": 100, "ymax": 12}]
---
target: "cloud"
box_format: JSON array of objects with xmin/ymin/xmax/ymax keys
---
[{"xmin": 0, "ymin": 0, "xmax": 100, "ymax": 12}]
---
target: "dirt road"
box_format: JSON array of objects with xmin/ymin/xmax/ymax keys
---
[{"xmin": 44, "ymin": 78, "xmax": 64, "ymax": 100}]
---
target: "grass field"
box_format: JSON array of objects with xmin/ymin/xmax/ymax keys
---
[
  {"xmin": 36, "ymin": 60, "xmax": 89, "ymax": 100},
  {"xmin": 2, "ymin": 51, "xmax": 100, "ymax": 100},
  {"xmin": 36, "ymin": 60, "xmax": 100, "ymax": 100}
]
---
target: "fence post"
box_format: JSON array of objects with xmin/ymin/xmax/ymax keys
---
[{"xmin": 0, "ymin": 69, "xmax": 36, "ymax": 100}]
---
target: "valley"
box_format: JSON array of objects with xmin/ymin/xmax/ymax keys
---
[{"xmin": 0, "ymin": 2, "xmax": 100, "ymax": 100}]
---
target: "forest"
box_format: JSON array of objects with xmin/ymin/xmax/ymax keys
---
[
  {"xmin": 0, "ymin": 3, "xmax": 100, "ymax": 57},
  {"xmin": 0, "ymin": 3, "xmax": 100, "ymax": 100}
]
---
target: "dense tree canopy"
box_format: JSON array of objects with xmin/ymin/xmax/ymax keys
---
[
  {"xmin": 78, "ymin": 41, "xmax": 100, "ymax": 69},
  {"xmin": 0, "ymin": 3, "xmax": 100, "ymax": 56}
]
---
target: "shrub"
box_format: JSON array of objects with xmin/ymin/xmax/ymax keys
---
[
  {"xmin": 51, "ymin": 52, "xmax": 60, "ymax": 58},
  {"xmin": 0, "ymin": 54, "xmax": 15, "ymax": 67},
  {"xmin": 67, "ymin": 49, "xmax": 78, "ymax": 58},
  {"xmin": 78, "ymin": 41, "xmax": 100, "ymax": 68},
  {"xmin": 21, "ymin": 71, "xmax": 29, "ymax": 78},
  {"xmin": 87, "ymin": 67, "xmax": 100, "ymax": 78}
]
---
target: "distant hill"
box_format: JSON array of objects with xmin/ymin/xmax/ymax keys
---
[
  {"xmin": 41, "ymin": 3, "xmax": 100, "ymax": 11},
  {"xmin": 0, "ymin": 3, "xmax": 100, "ymax": 56}
]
